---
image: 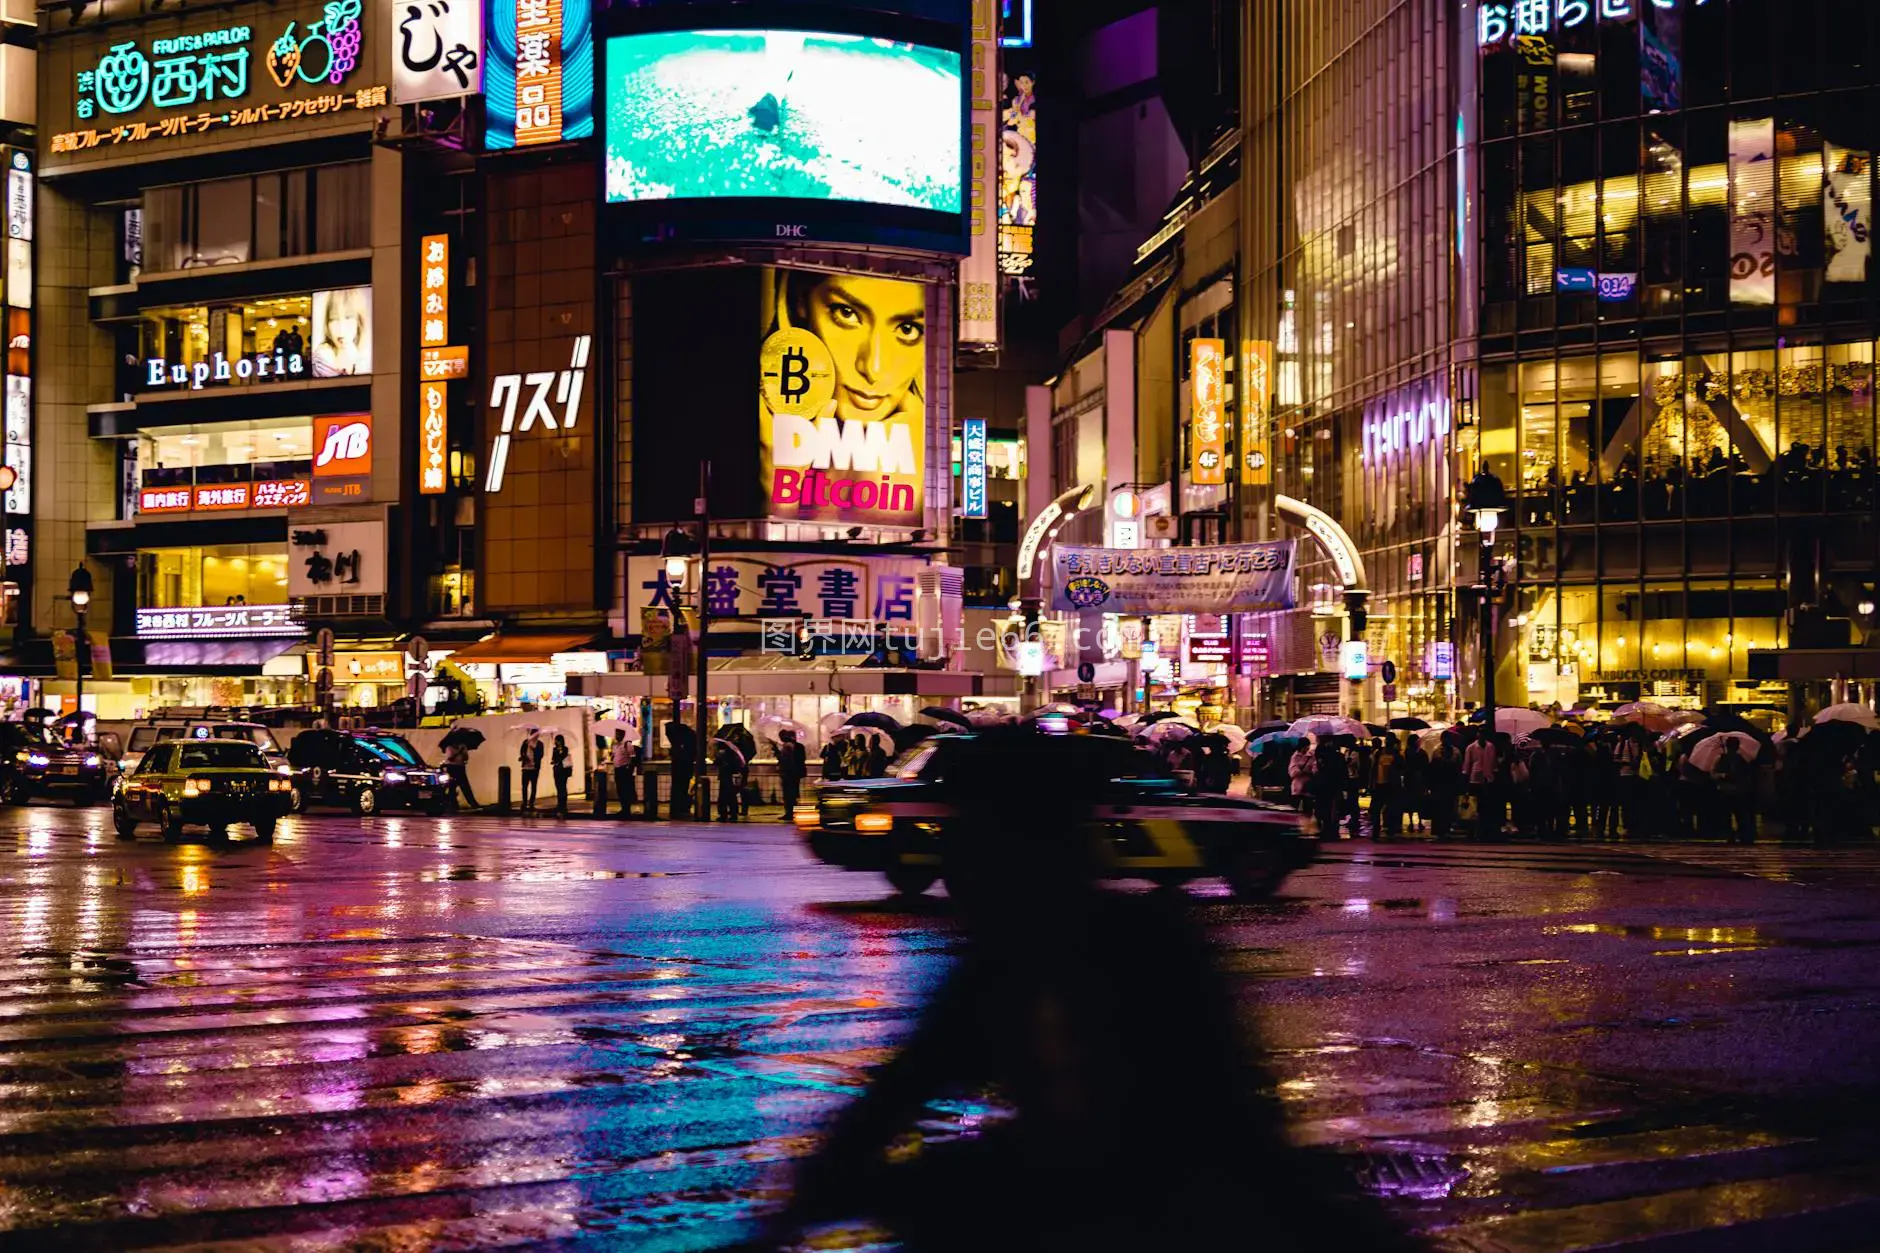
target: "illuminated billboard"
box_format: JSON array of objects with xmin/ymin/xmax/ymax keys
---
[
  {"xmin": 604, "ymin": 29, "xmax": 961, "ymax": 213},
  {"xmin": 759, "ymin": 267, "xmax": 927, "ymax": 529},
  {"xmin": 486, "ymin": 0, "xmax": 595, "ymax": 149}
]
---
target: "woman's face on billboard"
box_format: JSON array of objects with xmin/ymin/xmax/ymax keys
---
[{"xmin": 801, "ymin": 276, "xmax": 924, "ymax": 422}]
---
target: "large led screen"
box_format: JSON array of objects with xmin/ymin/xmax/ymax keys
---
[{"xmin": 604, "ymin": 29, "xmax": 963, "ymax": 214}]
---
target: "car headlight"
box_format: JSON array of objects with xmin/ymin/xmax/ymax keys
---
[
  {"xmin": 85, "ymin": 754, "xmax": 101, "ymax": 768},
  {"xmin": 269, "ymin": 778, "xmax": 291, "ymax": 792},
  {"xmin": 792, "ymin": 805, "xmax": 821, "ymax": 830},
  {"xmin": 382, "ymin": 770, "xmax": 407, "ymax": 785},
  {"xmin": 26, "ymin": 753, "xmax": 49, "ymax": 768},
  {"xmin": 277, "ymin": 765, "xmax": 294, "ymax": 776},
  {"xmin": 853, "ymin": 811, "xmax": 895, "ymax": 834}
]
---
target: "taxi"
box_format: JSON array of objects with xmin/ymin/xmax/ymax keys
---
[
  {"xmin": 113, "ymin": 738, "xmax": 293, "ymax": 843},
  {"xmin": 797, "ymin": 733, "xmax": 1315, "ymax": 899}
]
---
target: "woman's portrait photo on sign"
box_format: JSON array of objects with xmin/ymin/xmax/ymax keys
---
[
  {"xmin": 759, "ymin": 267, "xmax": 927, "ymax": 528},
  {"xmin": 312, "ymin": 287, "xmax": 373, "ymax": 378}
]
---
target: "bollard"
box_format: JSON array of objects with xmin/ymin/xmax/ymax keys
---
[
  {"xmin": 496, "ymin": 765, "xmax": 512, "ymax": 816},
  {"xmin": 592, "ymin": 768, "xmax": 608, "ymax": 818},
  {"xmin": 643, "ymin": 770, "xmax": 659, "ymax": 819},
  {"xmin": 697, "ymin": 777, "xmax": 712, "ymax": 822}
]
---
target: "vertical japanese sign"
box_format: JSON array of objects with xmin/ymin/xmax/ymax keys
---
[
  {"xmin": 3, "ymin": 151, "xmax": 31, "ymax": 552},
  {"xmin": 1241, "ymin": 339, "xmax": 1272, "ymax": 487},
  {"xmin": 418, "ymin": 233, "xmax": 451, "ymax": 495},
  {"xmin": 962, "ymin": 418, "xmax": 988, "ymax": 519},
  {"xmin": 393, "ymin": 0, "xmax": 482, "ymax": 102},
  {"xmin": 959, "ymin": 0, "xmax": 1000, "ymax": 348},
  {"xmin": 1190, "ymin": 337, "xmax": 1226, "ymax": 486},
  {"xmin": 486, "ymin": 0, "xmax": 593, "ymax": 149},
  {"xmin": 1825, "ymin": 143, "xmax": 1872, "ymax": 285},
  {"xmin": 998, "ymin": 61, "xmax": 1035, "ymax": 278}
]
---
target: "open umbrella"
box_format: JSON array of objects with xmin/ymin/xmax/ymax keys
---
[
  {"xmin": 1687, "ymin": 731, "xmax": 1765, "ymax": 773},
  {"xmin": 1288, "ymin": 715, "xmax": 1368, "ymax": 740},
  {"xmin": 920, "ymin": 707, "xmax": 974, "ymax": 730},
  {"xmin": 1250, "ymin": 731, "xmax": 1306, "ymax": 753},
  {"xmin": 1469, "ymin": 707, "xmax": 1553, "ymax": 737},
  {"xmin": 1814, "ymin": 702, "xmax": 1880, "ymax": 729},
  {"xmin": 896, "ymin": 724, "xmax": 938, "ymax": 750},
  {"xmin": 755, "ymin": 715, "xmax": 807, "ymax": 743},
  {"xmin": 1143, "ymin": 720, "xmax": 1198, "ymax": 742},
  {"xmin": 844, "ymin": 711, "xmax": 903, "ymax": 733},
  {"xmin": 1204, "ymin": 724, "xmax": 1249, "ymax": 754},
  {"xmin": 591, "ymin": 719, "xmax": 640, "ymax": 744},
  {"xmin": 1112, "ymin": 713, "xmax": 1144, "ymax": 730},
  {"xmin": 1522, "ymin": 726, "xmax": 1587, "ymax": 748},
  {"xmin": 709, "ymin": 735, "xmax": 747, "ymax": 768},
  {"xmin": 1138, "ymin": 711, "xmax": 1187, "ymax": 726},
  {"xmin": 1252, "ymin": 720, "xmax": 1292, "ymax": 737},
  {"xmin": 1387, "ymin": 716, "xmax": 1431, "ymax": 731}
]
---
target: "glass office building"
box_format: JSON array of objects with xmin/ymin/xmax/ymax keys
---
[{"xmin": 1473, "ymin": 0, "xmax": 1880, "ymax": 713}]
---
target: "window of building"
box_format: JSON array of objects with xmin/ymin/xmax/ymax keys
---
[
  {"xmin": 141, "ymin": 163, "xmax": 370, "ymax": 275},
  {"xmin": 138, "ymin": 545, "xmax": 290, "ymax": 609},
  {"xmin": 133, "ymin": 295, "xmax": 314, "ymax": 395}
]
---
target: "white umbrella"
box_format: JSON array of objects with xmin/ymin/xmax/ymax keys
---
[
  {"xmin": 592, "ymin": 719, "xmax": 640, "ymax": 743},
  {"xmin": 1814, "ymin": 702, "xmax": 1880, "ymax": 729},
  {"xmin": 1288, "ymin": 715, "xmax": 1368, "ymax": 740},
  {"xmin": 1205, "ymin": 724, "xmax": 1249, "ymax": 753},
  {"xmin": 1612, "ymin": 700, "xmax": 1671, "ymax": 720},
  {"xmin": 1143, "ymin": 720, "xmax": 1198, "ymax": 742},
  {"xmin": 1112, "ymin": 713, "xmax": 1143, "ymax": 729},
  {"xmin": 756, "ymin": 715, "xmax": 807, "ymax": 742},
  {"xmin": 1476, "ymin": 707, "xmax": 1552, "ymax": 737},
  {"xmin": 818, "ymin": 711, "xmax": 851, "ymax": 736},
  {"xmin": 1687, "ymin": 731, "xmax": 1763, "ymax": 773}
]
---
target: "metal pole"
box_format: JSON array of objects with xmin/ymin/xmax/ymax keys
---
[
  {"xmin": 74, "ymin": 610, "xmax": 87, "ymax": 718},
  {"xmin": 694, "ymin": 460, "xmax": 711, "ymax": 821},
  {"xmin": 1481, "ymin": 539, "xmax": 1497, "ymax": 746}
]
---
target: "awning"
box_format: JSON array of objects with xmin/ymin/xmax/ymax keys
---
[{"xmin": 448, "ymin": 632, "xmax": 599, "ymax": 664}]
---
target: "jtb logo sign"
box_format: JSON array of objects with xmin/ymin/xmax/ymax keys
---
[
  {"xmin": 485, "ymin": 335, "xmax": 590, "ymax": 493},
  {"xmin": 316, "ymin": 420, "xmax": 370, "ymax": 468}
]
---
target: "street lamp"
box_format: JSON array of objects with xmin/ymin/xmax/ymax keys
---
[
  {"xmin": 1463, "ymin": 469, "xmax": 1511, "ymax": 746},
  {"xmin": 68, "ymin": 563, "xmax": 93, "ymax": 719}
]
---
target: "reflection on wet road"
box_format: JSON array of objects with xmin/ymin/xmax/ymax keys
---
[{"xmin": 3, "ymin": 807, "xmax": 1879, "ymax": 1250}]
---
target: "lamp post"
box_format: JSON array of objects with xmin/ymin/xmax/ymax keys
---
[
  {"xmin": 68, "ymin": 563, "xmax": 93, "ymax": 719},
  {"xmin": 1463, "ymin": 469, "xmax": 1511, "ymax": 746},
  {"xmin": 659, "ymin": 462, "xmax": 714, "ymax": 820}
]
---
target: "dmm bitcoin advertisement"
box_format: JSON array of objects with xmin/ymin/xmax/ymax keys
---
[{"xmin": 757, "ymin": 267, "xmax": 926, "ymax": 529}]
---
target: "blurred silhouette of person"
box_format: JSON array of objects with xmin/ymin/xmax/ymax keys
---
[{"xmin": 762, "ymin": 728, "xmax": 1421, "ymax": 1253}]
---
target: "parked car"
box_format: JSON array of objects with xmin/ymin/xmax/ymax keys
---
[
  {"xmin": 287, "ymin": 729, "xmax": 447, "ymax": 815},
  {"xmin": 113, "ymin": 738, "xmax": 292, "ymax": 843},
  {"xmin": 798, "ymin": 733, "xmax": 1316, "ymax": 899},
  {"xmin": 117, "ymin": 720, "xmax": 290, "ymax": 776},
  {"xmin": 3, "ymin": 722, "xmax": 115, "ymax": 805}
]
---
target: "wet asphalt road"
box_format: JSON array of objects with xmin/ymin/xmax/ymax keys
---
[{"xmin": 3, "ymin": 806, "xmax": 1880, "ymax": 1252}]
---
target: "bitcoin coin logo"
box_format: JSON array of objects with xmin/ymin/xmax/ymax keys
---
[{"xmin": 760, "ymin": 328, "xmax": 834, "ymax": 419}]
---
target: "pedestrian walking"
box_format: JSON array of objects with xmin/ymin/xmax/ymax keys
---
[
  {"xmin": 715, "ymin": 740, "xmax": 743, "ymax": 821},
  {"xmin": 1613, "ymin": 733, "xmax": 1642, "ymax": 837},
  {"xmin": 550, "ymin": 733, "xmax": 573, "ymax": 816},
  {"xmin": 611, "ymin": 730, "xmax": 639, "ymax": 817},
  {"xmin": 1288, "ymin": 742, "xmax": 1316, "ymax": 813},
  {"xmin": 1426, "ymin": 741, "xmax": 1462, "ymax": 839},
  {"xmin": 1310, "ymin": 739, "xmax": 1346, "ymax": 838},
  {"xmin": 443, "ymin": 737, "xmax": 479, "ymax": 811},
  {"xmin": 1369, "ymin": 736, "xmax": 1404, "ymax": 838},
  {"xmin": 777, "ymin": 728, "xmax": 808, "ymax": 816},
  {"xmin": 666, "ymin": 721, "xmax": 696, "ymax": 819},
  {"xmin": 1402, "ymin": 738, "xmax": 1429, "ymax": 833},
  {"xmin": 518, "ymin": 728, "xmax": 545, "ymax": 813},
  {"xmin": 1712, "ymin": 737, "xmax": 1755, "ymax": 843},
  {"xmin": 1462, "ymin": 733, "xmax": 1499, "ymax": 840}
]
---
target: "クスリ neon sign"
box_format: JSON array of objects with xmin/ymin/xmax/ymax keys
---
[
  {"xmin": 1478, "ymin": 0, "xmax": 1713, "ymax": 48},
  {"xmin": 74, "ymin": 1, "xmax": 363, "ymax": 121}
]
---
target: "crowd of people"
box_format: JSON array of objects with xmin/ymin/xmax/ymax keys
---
[
  {"xmin": 1260, "ymin": 715, "xmax": 1880, "ymax": 843},
  {"xmin": 1516, "ymin": 439, "xmax": 1877, "ymax": 529}
]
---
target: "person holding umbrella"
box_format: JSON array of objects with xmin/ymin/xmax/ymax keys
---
[
  {"xmin": 715, "ymin": 737, "xmax": 745, "ymax": 821},
  {"xmin": 550, "ymin": 733, "xmax": 573, "ymax": 817},
  {"xmin": 440, "ymin": 724, "xmax": 482, "ymax": 811},
  {"xmin": 518, "ymin": 728, "xmax": 546, "ymax": 813},
  {"xmin": 611, "ymin": 729, "xmax": 639, "ymax": 818}
]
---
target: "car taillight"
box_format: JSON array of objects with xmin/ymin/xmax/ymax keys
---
[
  {"xmin": 853, "ymin": 811, "xmax": 894, "ymax": 834},
  {"xmin": 792, "ymin": 806, "xmax": 821, "ymax": 830},
  {"xmin": 182, "ymin": 777, "xmax": 213, "ymax": 797}
]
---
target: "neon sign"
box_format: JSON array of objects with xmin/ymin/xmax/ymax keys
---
[
  {"xmin": 485, "ymin": 335, "xmax": 590, "ymax": 493},
  {"xmin": 1361, "ymin": 392, "xmax": 1452, "ymax": 463},
  {"xmin": 1479, "ymin": 0, "xmax": 1709, "ymax": 48},
  {"xmin": 74, "ymin": 2, "xmax": 362, "ymax": 123}
]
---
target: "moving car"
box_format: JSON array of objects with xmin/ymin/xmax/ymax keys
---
[
  {"xmin": 287, "ymin": 729, "xmax": 447, "ymax": 815},
  {"xmin": 3, "ymin": 722, "xmax": 115, "ymax": 805},
  {"xmin": 113, "ymin": 738, "xmax": 292, "ymax": 842},
  {"xmin": 798, "ymin": 734, "xmax": 1316, "ymax": 899}
]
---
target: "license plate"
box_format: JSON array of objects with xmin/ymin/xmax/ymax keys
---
[{"xmin": 57, "ymin": 766, "xmax": 78, "ymax": 775}]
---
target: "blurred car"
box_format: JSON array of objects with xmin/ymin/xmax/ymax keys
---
[
  {"xmin": 118, "ymin": 720, "xmax": 290, "ymax": 776},
  {"xmin": 287, "ymin": 729, "xmax": 447, "ymax": 815},
  {"xmin": 798, "ymin": 733, "xmax": 1315, "ymax": 899},
  {"xmin": 3, "ymin": 722, "xmax": 115, "ymax": 805},
  {"xmin": 113, "ymin": 738, "xmax": 291, "ymax": 843}
]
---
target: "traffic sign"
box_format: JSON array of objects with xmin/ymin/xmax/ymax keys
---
[
  {"xmin": 1381, "ymin": 659, "xmax": 1398, "ymax": 684},
  {"xmin": 316, "ymin": 628, "xmax": 336, "ymax": 667},
  {"xmin": 407, "ymin": 635, "xmax": 429, "ymax": 664},
  {"xmin": 1076, "ymin": 661, "xmax": 1096, "ymax": 683},
  {"xmin": 1382, "ymin": 683, "xmax": 1397, "ymax": 703}
]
